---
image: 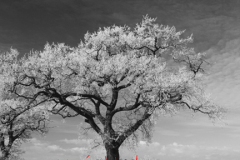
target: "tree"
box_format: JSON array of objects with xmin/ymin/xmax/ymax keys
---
[
  {"xmin": 0, "ymin": 49, "xmax": 49, "ymax": 160},
  {"xmin": 12, "ymin": 16, "xmax": 222, "ymax": 160}
]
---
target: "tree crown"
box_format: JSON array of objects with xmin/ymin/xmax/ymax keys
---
[{"xmin": 10, "ymin": 15, "xmax": 223, "ymax": 149}]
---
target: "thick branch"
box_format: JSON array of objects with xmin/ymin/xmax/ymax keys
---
[
  {"xmin": 0, "ymin": 134, "xmax": 4, "ymax": 153},
  {"xmin": 92, "ymin": 100, "xmax": 105, "ymax": 125},
  {"xmin": 117, "ymin": 111, "xmax": 151, "ymax": 145},
  {"xmin": 111, "ymin": 94, "xmax": 141, "ymax": 116},
  {"xmin": 42, "ymin": 88, "xmax": 94, "ymax": 119},
  {"xmin": 49, "ymin": 104, "xmax": 80, "ymax": 119},
  {"xmin": 109, "ymin": 89, "xmax": 118, "ymax": 110},
  {"xmin": 62, "ymin": 92, "xmax": 109, "ymax": 107},
  {"xmin": 85, "ymin": 118, "xmax": 103, "ymax": 136},
  {"xmin": 116, "ymin": 83, "xmax": 131, "ymax": 90}
]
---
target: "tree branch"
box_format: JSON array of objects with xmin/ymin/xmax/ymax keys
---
[
  {"xmin": 62, "ymin": 92, "xmax": 109, "ymax": 107},
  {"xmin": 176, "ymin": 101, "xmax": 214, "ymax": 115},
  {"xmin": 84, "ymin": 118, "xmax": 103, "ymax": 136},
  {"xmin": 111, "ymin": 94, "xmax": 141, "ymax": 116},
  {"xmin": 117, "ymin": 110, "xmax": 151, "ymax": 145},
  {"xmin": 92, "ymin": 100, "xmax": 105, "ymax": 125}
]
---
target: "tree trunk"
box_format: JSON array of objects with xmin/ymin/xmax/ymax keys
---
[
  {"xmin": 0, "ymin": 146, "xmax": 11, "ymax": 160},
  {"xmin": 105, "ymin": 145, "xmax": 120, "ymax": 160},
  {"xmin": 0, "ymin": 150, "xmax": 9, "ymax": 160}
]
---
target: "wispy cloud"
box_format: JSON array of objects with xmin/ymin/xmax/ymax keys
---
[
  {"xmin": 48, "ymin": 145, "xmax": 65, "ymax": 152},
  {"xmin": 24, "ymin": 138, "xmax": 93, "ymax": 160},
  {"xmin": 60, "ymin": 138, "xmax": 92, "ymax": 145},
  {"xmin": 204, "ymin": 38, "xmax": 240, "ymax": 109},
  {"xmin": 127, "ymin": 141, "xmax": 240, "ymax": 160},
  {"xmin": 1, "ymin": 0, "xmax": 240, "ymax": 54},
  {"xmin": 60, "ymin": 138, "xmax": 94, "ymax": 148}
]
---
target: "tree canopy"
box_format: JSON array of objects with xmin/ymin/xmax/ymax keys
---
[
  {"xmin": 0, "ymin": 49, "xmax": 49, "ymax": 160},
  {"xmin": 3, "ymin": 16, "xmax": 223, "ymax": 160}
]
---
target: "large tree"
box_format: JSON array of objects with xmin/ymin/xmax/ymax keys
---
[
  {"xmin": 0, "ymin": 49, "xmax": 49, "ymax": 160},
  {"xmin": 12, "ymin": 16, "xmax": 222, "ymax": 160}
]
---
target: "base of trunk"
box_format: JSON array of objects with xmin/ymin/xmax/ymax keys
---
[{"xmin": 105, "ymin": 146, "xmax": 119, "ymax": 160}]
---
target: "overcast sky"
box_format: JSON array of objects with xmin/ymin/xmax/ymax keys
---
[{"xmin": 1, "ymin": 0, "xmax": 240, "ymax": 160}]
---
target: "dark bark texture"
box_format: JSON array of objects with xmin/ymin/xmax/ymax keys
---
[{"xmin": 105, "ymin": 145, "xmax": 119, "ymax": 160}]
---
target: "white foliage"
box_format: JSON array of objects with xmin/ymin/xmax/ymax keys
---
[{"xmin": 2, "ymin": 15, "xmax": 223, "ymax": 155}]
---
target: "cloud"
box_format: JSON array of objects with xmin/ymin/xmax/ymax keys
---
[
  {"xmin": 29, "ymin": 138, "xmax": 48, "ymax": 147},
  {"xmin": 204, "ymin": 38, "xmax": 240, "ymax": 109},
  {"xmin": 139, "ymin": 140, "xmax": 147, "ymax": 145},
  {"xmin": 155, "ymin": 129, "xmax": 180, "ymax": 137},
  {"xmin": 59, "ymin": 138, "xmax": 96, "ymax": 149},
  {"xmin": 24, "ymin": 137, "xmax": 240, "ymax": 160},
  {"xmin": 60, "ymin": 138, "xmax": 93, "ymax": 145},
  {"xmin": 23, "ymin": 137, "xmax": 92, "ymax": 159},
  {"xmin": 69, "ymin": 147, "xmax": 88, "ymax": 153},
  {"xmin": 30, "ymin": 139, "xmax": 88, "ymax": 153},
  {"xmin": 129, "ymin": 141, "xmax": 240, "ymax": 160},
  {"xmin": 47, "ymin": 145, "xmax": 65, "ymax": 152},
  {"xmin": 139, "ymin": 140, "xmax": 160, "ymax": 146}
]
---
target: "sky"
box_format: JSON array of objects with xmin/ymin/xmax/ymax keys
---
[{"xmin": 1, "ymin": 0, "xmax": 240, "ymax": 160}]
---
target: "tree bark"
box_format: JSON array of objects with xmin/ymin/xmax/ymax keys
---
[
  {"xmin": 105, "ymin": 144, "xmax": 119, "ymax": 160},
  {"xmin": 0, "ymin": 150, "xmax": 9, "ymax": 160},
  {"xmin": 0, "ymin": 156, "xmax": 5, "ymax": 160},
  {"xmin": 0, "ymin": 134, "xmax": 8, "ymax": 160}
]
